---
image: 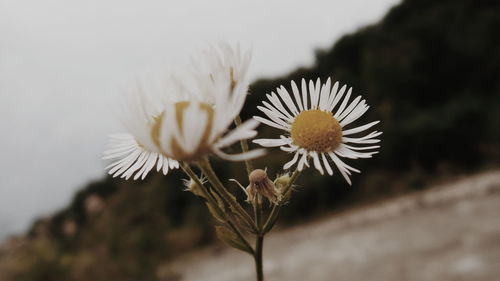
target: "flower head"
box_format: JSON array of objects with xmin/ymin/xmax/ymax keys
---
[
  {"xmin": 253, "ymin": 78, "xmax": 381, "ymax": 185},
  {"xmin": 104, "ymin": 43, "xmax": 264, "ymax": 180},
  {"xmin": 246, "ymin": 169, "xmax": 280, "ymax": 205}
]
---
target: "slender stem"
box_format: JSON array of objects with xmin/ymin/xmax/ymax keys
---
[
  {"xmin": 198, "ymin": 158, "xmax": 258, "ymax": 233},
  {"xmin": 254, "ymin": 235, "xmax": 264, "ymax": 281},
  {"xmin": 235, "ymin": 116, "xmax": 262, "ymax": 233},
  {"xmin": 181, "ymin": 163, "xmax": 254, "ymax": 255},
  {"xmin": 254, "ymin": 199, "xmax": 263, "ymax": 231},
  {"xmin": 262, "ymin": 170, "xmax": 301, "ymax": 233},
  {"xmin": 234, "ymin": 116, "xmax": 254, "ymax": 175}
]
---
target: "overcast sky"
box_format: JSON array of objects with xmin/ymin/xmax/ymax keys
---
[{"xmin": 0, "ymin": 0, "xmax": 399, "ymax": 239}]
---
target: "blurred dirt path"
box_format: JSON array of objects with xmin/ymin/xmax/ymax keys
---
[{"xmin": 166, "ymin": 170, "xmax": 500, "ymax": 281}]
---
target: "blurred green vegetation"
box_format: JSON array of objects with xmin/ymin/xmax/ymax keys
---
[{"xmin": 2, "ymin": 0, "xmax": 499, "ymax": 280}]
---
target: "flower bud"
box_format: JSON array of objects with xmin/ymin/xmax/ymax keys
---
[
  {"xmin": 247, "ymin": 169, "xmax": 280, "ymax": 205},
  {"xmin": 275, "ymin": 173, "xmax": 291, "ymax": 191},
  {"xmin": 183, "ymin": 177, "xmax": 206, "ymax": 198}
]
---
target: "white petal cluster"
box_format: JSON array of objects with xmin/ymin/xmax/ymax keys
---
[
  {"xmin": 103, "ymin": 134, "xmax": 179, "ymax": 180},
  {"xmin": 104, "ymin": 43, "xmax": 264, "ymax": 180},
  {"xmin": 253, "ymin": 78, "xmax": 381, "ymax": 185}
]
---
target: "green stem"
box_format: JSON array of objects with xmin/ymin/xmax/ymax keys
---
[
  {"xmin": 235, "ymin": 116, "xmax": 263, "ymax": 233},
  {"xmin": 254, "ymin": 235, "xmax": 264, "ymax": 281},
  {"xmin": 262, "ymin": 170, "xmax": 301, "ymax": 233},
  {"xmin": 181, "ymin": 163, "xmax": 254, "ymax": 255},
  {"xmin": 197, "ymin": 158, "xmax": 258, "ymax": 233},
  {"xmin": 254, "ymin": 200, "xmax": 263, "ymax": 232},
  {"xmin": 234, "ymin": 116, "xmax": 254, "ymax": 175}
]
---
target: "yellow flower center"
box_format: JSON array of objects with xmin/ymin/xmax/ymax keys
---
[
  {"xmin": 151, "ymin": 101, "xmax": 214, "ymax": 161},
  {"xmin": 290, "ymin": 109, "xmax": 342, "ymax": 152}
]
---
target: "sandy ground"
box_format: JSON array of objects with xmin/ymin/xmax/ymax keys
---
[{"xmin": 166, "ymin": 170, "xmax": 500, "ymax": 281}]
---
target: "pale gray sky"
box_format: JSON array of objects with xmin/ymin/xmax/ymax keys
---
[{"xmin": 0, "ymin": 0, "xmax": 399, "ymax": 239}]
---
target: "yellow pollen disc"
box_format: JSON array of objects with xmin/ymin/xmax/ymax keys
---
[
  {"xmin": 151, "ymin": 101, "xmax": 214, "ymax": 161},
  {"xmin": 290, "ymin": 109, "xmax": 342, "ymax": 152}
]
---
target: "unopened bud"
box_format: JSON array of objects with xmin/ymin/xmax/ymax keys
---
[
  {"xmin": 275, "ymin": 173, "xmax": 291, "ymax": 191},
  {"xmin": 247, "ymin": 169, "xmax": 280, "ymax": 205},
  {"xmin": 183, "ymin": 177, "xmax": 206, "ymax": 198}
]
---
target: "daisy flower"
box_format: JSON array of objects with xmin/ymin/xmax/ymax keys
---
[
  {"xmin": 104, "ymin": 43, "xmax": 264, "ymax": 180},
  {"xmin": 253, "ymin": 78, "xmax": 381, "ymax": 185}
]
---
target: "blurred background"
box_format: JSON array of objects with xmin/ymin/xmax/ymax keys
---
[{"xmin": 1, "ymin": 0, "xmax": 499, "ymax": 280}]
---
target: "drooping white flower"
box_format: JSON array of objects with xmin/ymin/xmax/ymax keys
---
[
  {"xmin": 104, "ymin": 43, "xmax": 264, "ymax": 180},
  {"xmin": 253, "ymin": 78, "xmax": 381, "ymax": 185}
]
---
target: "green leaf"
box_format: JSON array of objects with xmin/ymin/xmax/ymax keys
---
[
  {"xmin": 206, "ymin": 202, "xmax": 226, "ymax": 223},
  {"xmin": 210, "ymin": 189, "xmax": 225, "ymax": 210},
  {"xmin": 215, "ymin": 226, "xmax": 253, "ymax": 255}
]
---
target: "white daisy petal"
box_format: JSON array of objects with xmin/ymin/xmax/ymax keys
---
[
  {"xmin": 336, "ymin": 144, "xmax": 377, "ymax": 159},
  {"xmin": 213, "ymin": 147, "xmax": 266, "ymax": 161},
  {"xmin": 103, "ymin": 146, "xmax": 137, "ymax": 160},
  {"xmin": 309, "ymin": 79, "xmax": 319, "ymax": 109},
  {"xmin": 328, "ymin": 152, "xmax": 352, "ymax": 185},
  {"xmin": 319, "ymin": 78, "xmax": 331, "ymax": 110},
  {"xmin": 344, "ymin": 144, "xmax": 381, "ymax": 151},
  {"xmin": 156, "ymin": 154, "xmax": 164, "ymax": 171},
  {"xmin": 291, "ymin": 80, "xmax": 304, "ymax": 111},
  {"xmin": 332, "ymin": 152, "xmax": 361, "ymax": 174},
  {"xmin": 321, "ymin": 153, "xmax": 333, "ymax": 176},
  {"xmin": 281, "ymin": 144, "xmax": 299, "ymax": 152},
  {"xmin": 297, "ymin": 150, "xmax": 309, "ymax": 171},
  {"xmin": 217, "ymin": 119, "xmax": 259, "ymax": 148},
  {"xmin": 283, "ymin": 151, "xmax": 300, "ymax": 170},
  {"xmin": 343, "ymin": 131, "xmax": 382, "ymax": 144},
  {"xmin": 104, "ymin": 141, "xmax": 136, "ymax": 151},
  {"xmin": 268, "ymin": 92, "xmax": 294, "ymax": 120},
  {"xmin": 311, "ymin": 151, "xmax": 324, "ymax": 175},
  {"xmin": 122, "ymin": 150, "xmax": 148, "ymax": 180},
  {"xmin": 329, "ymin": 84, "xmax": 346, "ymax": 111},
  {"xmin": 261, "ymin": 101, "xmax": 291, "ymax": 121},
  {"xmin": 301, "ymin": 78, "xmax": 308, "ymax": 110},
  {"xmin": 254, "ymin": 116, "xmax": 290, "ymax": 131},
  {"xmin": 327, "ymin": 81, "xmax": 339, "ymax": 109},
  {"xmin": 342, "ymin": 121, "xmax": 380, "ymax": 136},
  {"xmin": 278, "ymin": 138, "xmax": 297, "ymax": 151},
  {"xmin": 344, "ymin": 138, "xmax": 381, "ymax": 145},
  {"xmin": 334, "ymin": 87, "xmax": 352, "ymax": 119},
  {"xmin": 258, "ymin": 105, "xmax": 293, "ymax": 124},
  {"xmin": 338, "ymin": 95, "xmax": 361, "ymax": 121},
  {"xmin": 340, "ymin": 102, "xmax": 368, "ymax": 127},
  {"xmin": 162, "ymin": 159, "xmax": 170, "ymax": 175},
  {"xmin": 315, "ymin": 78, "xmax": 321, "ymax": 106},
  {"xmin": 169, "ymin": 160, "xmax": 179, "ymax": 169},
  {"xmin": 253, "ymin": 138, "xmax": 290, "ymax": 147},
  {"xmin": 277, "ymin": 85, "xmax": 299, "ymax": 115},
  {"xmin": 107, "ymin": 149, "xmax": 142, "ymax": 175},
  {"xmin": 135, "ymin": 153, "xmax": 157, "ymax": 180}
]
